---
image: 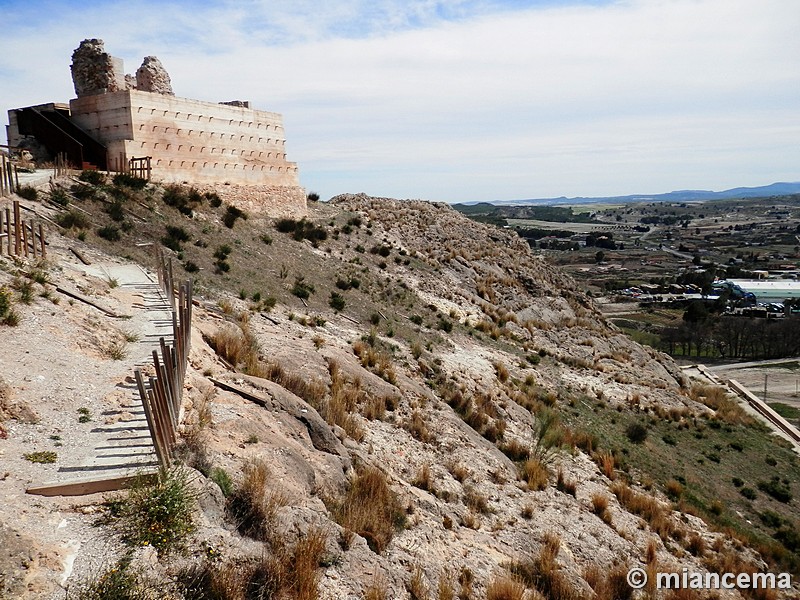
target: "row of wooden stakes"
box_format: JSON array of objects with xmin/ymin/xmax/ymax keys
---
[
  {"xmin": 133, "ymin": 252, "xmax": 193, "ymax": 468},
  {"xmin": 0, "ymin": 200, "xmax": 47, "ymax": 258}
]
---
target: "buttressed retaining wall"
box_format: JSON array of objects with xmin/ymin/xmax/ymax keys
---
[{"xmin": 69, "ymin": 90, "xmax": 306, "ymax": 214}]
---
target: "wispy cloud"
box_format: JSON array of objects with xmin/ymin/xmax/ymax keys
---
[{"xmin": 1, "ymin": 0, "xmax": 798, "ymax": 201}]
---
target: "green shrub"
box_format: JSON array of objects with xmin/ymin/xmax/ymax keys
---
[
  {"xmin": 740, "ymin": 487, "xmax": 757, "ymax": 500},
  {"xmin": 78, "ymin": 169, "xmax": 106, "ymax": 185},
  {"xmin": 205, "ymin": 191, "xmax": 222, "ymax": 207},
  {"xmin": 625, "ymin": 422, "xmax": 648, "ymax": 444},
  {"xmin": 213, "ymin": 245, "xmax": 232, "ymax": 273},
  {"xmin": 56, "ymin": 209, "xmax": 90, "ymax": 230},
  {"xmin": 112, "ymin": 173, "xmax": 147, "ymax": 189},
  {"xmin": 222, "ymin": 205, "xmax": 247, "ymax": 228},
  {"xmin": 49, "ymin": 186, "xmax": 71, "ymax": 206},
  {"xmin": 184, "ymin": 261, "xmax": 199, "ymax": 273},
  {"xmin": 210, "ymin": 467, "xmax": 234, "ymax": 497},
  {"xmin": 16, "ymin": 185, "xmax": 38, "ymax": 201},
  {"xmin": 69, "ymin": 554, "xmax": 153, "ymax": 600},
  {"xmin": 307, "ymin": 192, "xmax": 320, "ymax": 202},
  {"xmin": 161, "ymin": 184, "xmax": 199, "ymax": 216},
  {"xmin": 116, "ymin": 468, "xmax": 196, "ymax": 554},
  {"xmin": 292, "ymin": 276, "xmax": 314, "ymax": 300},
  {"xmin": 329, "ymin": 292, "xmax": 346, "ymax": 311},
  {"xmin": 162, "ymin": 225, "xmax": 191, "ymax": 252},
  {"xmin": 97, "ymin": 225, "xmax": 121, "ymax": 241},
  {"xmin": 24, "ymin": 451, "xmax": 57, "ymax": 463},
  {"xmin": 757, "ymin": 477, "xmax": 792, "ymax": 503},
  {"xmin": 105, "ymin": 200, "xmax": 126, "ymax": 222}
]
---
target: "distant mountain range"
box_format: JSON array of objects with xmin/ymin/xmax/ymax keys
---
[{"xmin": 466, "ymin": 182, "xmax": 800, "ymax": 207}]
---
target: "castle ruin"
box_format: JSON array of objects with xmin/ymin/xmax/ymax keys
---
[{"xmin": 7, "ymin": 39, "xmax": 306, "ymax": 214}]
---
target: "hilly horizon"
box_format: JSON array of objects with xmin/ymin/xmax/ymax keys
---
[{"xmin": 460, "ymin": 181, "xmax": 800, "ymax": 207}]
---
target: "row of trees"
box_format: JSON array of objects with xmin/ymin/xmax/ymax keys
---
[{"xmin": 660, "ymin": 315, "xmax": 800, "ymax": 359}]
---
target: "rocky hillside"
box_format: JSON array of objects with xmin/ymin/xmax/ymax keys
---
[{"xmin": 0, "ymin": 177, "xmax": 798, "ymax": 599}]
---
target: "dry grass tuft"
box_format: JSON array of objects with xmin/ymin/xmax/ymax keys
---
[
  {"xmin": 326, "ymin": 361, "xmax": 366, "ymax": 441},
  {"xmin": 689, "ymin": 383, "xmax": 753, "ymax": 426},
  {"xmin": 404, "ymin": 410, "xmax": 432, "ymax": 443},
  {"xmin": 510, "ymin": 532, "xmax": 580, "ymax": 600},
  {"xmin": 330, "ymin": 466, "xmax": 406, "ymax": 554},
  {"xmin": 412, "ymin": 463, "xmax": 433, "ymax": 492},
  {"xmin": 555, "ymin": 468, "xmax": 576, "ymax": 496},
  {"xmin": 584, "ymin": 562, "xmax": 634, "ymax": 600},
  {"xmin": 363, "ymin": 575, "xmax": 389, "ymax": 600},
  {"xmin": 591, "ymin": 493, "xmax": 612, "ymax": 526},
  {"xmin": 446, "ymin": 460, "xmax": 469, "ymax": 483},
  {"xmin": 227, "ymin": 459, "xmax": 289, "ymax": 541},
  {"xmin": 520, "ymin": 457, "xmax": 549, "ymax": 491},
  {"xmin": 353, "ymin": 340, "xmax": 397, "ymax": 384},
  {"xmin": 485, "ymin": 574, "xmax": 526, "ymax": 600},
  {"xmin": 407, "ymin": 565, "xmax": 429, "ymax": 600},
  {"xmin": 593, "ymin": 450, "xmax": 617, "ymax": 480},
  {"xmin": 611, "ymin": 481, "xmax": 675, "ymax": 541}
]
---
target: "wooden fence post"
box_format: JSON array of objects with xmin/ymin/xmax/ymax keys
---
[{"xmin": 13, "ymin": 201, "xmax": 21, "ymax": 256}]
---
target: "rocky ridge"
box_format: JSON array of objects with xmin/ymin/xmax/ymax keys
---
[{"xmin": 0, "ymin": 183, "xmax": 797, "ymax": 599}]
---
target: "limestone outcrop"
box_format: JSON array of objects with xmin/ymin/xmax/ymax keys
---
[{"xmin": 135, "ymin": 56, "xmax": 174, "ymax": 95}]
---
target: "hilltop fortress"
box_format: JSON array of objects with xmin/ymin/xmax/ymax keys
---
[{"xmin": 7, "ymin": 39, "xmax": 306, "ymax": 215}]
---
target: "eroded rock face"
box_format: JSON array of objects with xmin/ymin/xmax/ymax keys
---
[
  {"xmin": 136, "ymin": 56, "xmax": 174, "ymax": 95},
  {"xmin": 70, "ymin": 39, "xmax": 127, "ymax": 97}
]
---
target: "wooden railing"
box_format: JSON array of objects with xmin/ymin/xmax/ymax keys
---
[
  {"xmin": 0, "ymin": 200, "xmax": 47, "ymax": 258},
  {"xmin": 134, "ymin": 250, "xmax": 193, "ymax": 468}
]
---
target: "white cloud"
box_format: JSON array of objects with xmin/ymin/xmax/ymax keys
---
[{"xmin": 1, "ymin": 0, "xmax": 798, "ymax": 201}]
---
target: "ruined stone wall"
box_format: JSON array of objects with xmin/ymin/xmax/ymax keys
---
[{"xmin": 70, "ymin": 90, "xmax": 302, "ymax": 189}]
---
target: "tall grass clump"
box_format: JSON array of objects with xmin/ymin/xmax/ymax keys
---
[
  {"xmin": 227, "ymin": 458, "xmax": 288, "ymax": 541},
  {"xmin": 330, "ymin": 466, "xmax": 406, "ymax": 554}
]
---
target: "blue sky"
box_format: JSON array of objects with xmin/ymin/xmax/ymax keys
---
[{"xmin": 1, "ymin": 0, "xmax": 798, "ymax": 202}]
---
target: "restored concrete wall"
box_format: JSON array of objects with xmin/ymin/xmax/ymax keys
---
[{"xmin": 70, "ymin": 90, "xmax": 301, "ymax": 188}]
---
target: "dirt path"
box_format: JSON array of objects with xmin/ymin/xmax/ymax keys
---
[{"xmin": 0, "ymin": 243, "xmax": 175, "ymax": 596}]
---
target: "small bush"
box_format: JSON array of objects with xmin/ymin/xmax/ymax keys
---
[
  {"xmin": 79, "ymin": 169, "xmax": 107, "ymax": 185},
  {"xmin": 183, "ymin": 260, "xmax": 199, "ymax": 273},
  {"xmin": 24, "ymin": 451, "xmax": 57, "ymax": 463},
  {"xmin": 112, "ymin": 173, "xmax": 147, "ymax": 189},
  {"xmin": 292, "ymin": 276, "xmax": 315, "ymax": 300},
  {"xmin": 56, "ymin": 209, "xmax": 90, "ymax": 230},
  {"xmin": 116, "ymin": 467, "xmax": 196, "ymax": 554},
  {"xmin": 0, "ymin": 287, "xmax": 20, "ymax": 327},
  {"xmin": 210, "ymin": 467, "xmax": 234, "ymax": 497},
  {"xmin": 16, "ymin": 185, "xmax": 38, "ymax": 201},
  {"xmin": 162, "ymin": 184, "xmax": 199, "ymax": 216},
  {"xmin": 625, "ymin": 421, "xmax": 648, "ymax": 444},
  {"xmin": 329, "ymin": 292, "xmax": 346, "ymax": 311},
  {"xmin": 213, "ymin": 244, "xmax": 232, "ymax": 273},
  {"xmin": 162, "ymin": 225, "xmax": 190, "ymax": 252},
  {"xmin": 70, "ymin": 554, "xmax": 153, "ymax": 600},
  {"xmin": 740, "ymin": 487, "xmax": 757, "ymax": 500},
  {"xmin": 97, "ymin": 225, "xmax": 121, "ymax": 241},
  {"xmin": 757, "ymin": 477, "xmax": 792, "ymax": 503},
  {"xmin": 222, "ymin": 205, "xmax": 247, "ymax": 228},
  {"xmin": 205, "ymin": 191, "xmax": 222, "ymax": 207}
]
